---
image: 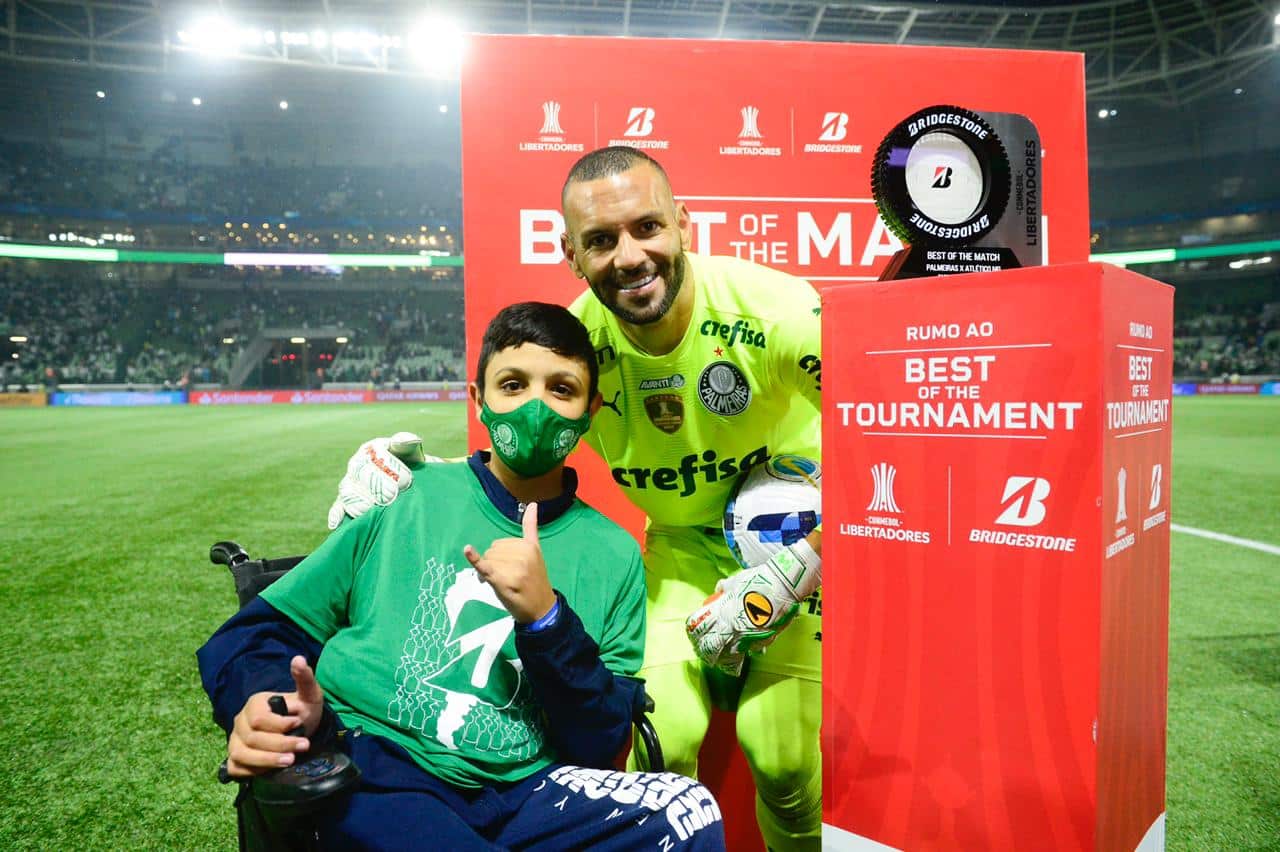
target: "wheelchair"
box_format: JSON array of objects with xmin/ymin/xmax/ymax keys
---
[{"xmin": 208, "ymin": 540, "xmax": 665, "ymax": 851}]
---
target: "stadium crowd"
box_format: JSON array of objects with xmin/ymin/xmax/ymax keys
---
[
  {"xmin": 0, "ymin": 139, "xmax": 461, "ymax": 251},
  {"xmin": 0, "ymin": 265, "xmax": 465, "ymax": 390},
  {"xmin": 1173, "ymin": 301, "xmax": 1280, "ymax": 380},
  {"xmin": 5, "ymin": 258, "xmax": 1277, "ymax": 390},
  {"xmin": 4, "ymin": 136, "xmax": 1278, "ymax": 390}
]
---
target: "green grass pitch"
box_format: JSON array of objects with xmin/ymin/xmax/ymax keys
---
[{"xmin": 0, "ymin": 398, "xmax": 1274, "ymax": 849}]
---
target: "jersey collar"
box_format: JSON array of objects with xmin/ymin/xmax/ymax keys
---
[{"xmin": 466, "ymin": 450, "xmax": 579, "ymax": 525}]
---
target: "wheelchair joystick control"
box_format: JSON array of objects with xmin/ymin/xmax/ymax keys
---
[
  {"xmin": 268, "ymin": 694, "xmax": 304, "ymax": 737},
  {"xmin": 248, "ymin": 694, "xmax": 361, "ymax": 824}
]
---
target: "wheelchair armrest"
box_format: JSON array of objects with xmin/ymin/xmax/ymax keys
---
[
  {"xmin": 631, "ymin": 688, "xmax": 664, "ymax": 773},
  {"xmin": 633, "ymin": 715, "xmax": 665, "ymax": 774}
]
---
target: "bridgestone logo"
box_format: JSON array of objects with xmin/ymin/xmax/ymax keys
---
[
  {"xmin": 803, "ymin": 143, "xmax": 861, "ymax": 153},
  {"xmin": 968, "ymin": 529, "xmax": 1077, "ymax": 551},
  {"xmin": 907, "ymin": 113, "xmax": 988, "ymax": 139},
  {"xmin": 909, "ymin": 213, "xmax": 991, "ymax": 240},
  {"xmin": 608, "ymin": 139, "xmax": 670, "ymax": 149}
]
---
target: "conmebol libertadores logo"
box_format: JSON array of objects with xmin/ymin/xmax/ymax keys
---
[
  {"xmin": 866, "ymin": 462, "xmax": 902, "ymax": 514},
  {"xmin": 518, "ymin": 100, "xmax": 584, "ymax": 152},
  {"xmin": 720, "ymin": 105, "xmax": 780, "ymax": 157}
]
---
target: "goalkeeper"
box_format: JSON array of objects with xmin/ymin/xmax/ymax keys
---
[{"xmin": 332, "ymin": 147, "xmax": 823, "ymax": 850}]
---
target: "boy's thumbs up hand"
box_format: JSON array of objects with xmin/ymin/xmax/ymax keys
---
[{"xmin": 463, "ymin": 503, "xmax": 556, "ymax": 624}]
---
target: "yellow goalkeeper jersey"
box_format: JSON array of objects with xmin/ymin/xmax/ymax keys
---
[{"xmin": 570, "ymin": 252, "xmax": 822, "ymax": 529}]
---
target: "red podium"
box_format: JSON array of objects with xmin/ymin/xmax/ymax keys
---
[{"xmin": 821, "ymin": 263, "xmax": 1172, "ymax": 852}]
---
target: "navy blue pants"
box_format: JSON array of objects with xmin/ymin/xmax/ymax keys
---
[{"xmin": 311, "ymin": 734, "xmax": 725, "ymax": 851}]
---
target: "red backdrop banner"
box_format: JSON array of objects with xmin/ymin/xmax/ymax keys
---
[
  {"xmin": 459, "ymin": 34, "xmax": 1090, "ymax": 850},
  {"xmin": 461, "ymin": 33, "xmax": 1088, "ymax": 531}
]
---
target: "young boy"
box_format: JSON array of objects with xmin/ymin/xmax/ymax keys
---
[{"xmin": 197, "ymin": 302, "xmax": 725, "ymax": 851}]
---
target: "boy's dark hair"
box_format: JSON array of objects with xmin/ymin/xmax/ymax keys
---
[
  {"xmin": 562, "ymin": 146, "xmax": 670, "ymax": 207},
  {"xmin": 475, "ymin": 302, "xmax": 599, "ymax": 399}
]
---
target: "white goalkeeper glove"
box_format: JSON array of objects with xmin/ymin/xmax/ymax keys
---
[
  {"xmin": 326, "ymin": 432, "xmax": 438, "ymax": 529},
  {"xmin": 685, "ymin": 537, "xmax": 821, "ymax": 676}
]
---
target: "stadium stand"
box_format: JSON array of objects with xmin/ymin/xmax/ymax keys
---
[
  {"xmin": 0, "ymin": 263, "xmax": 465, "ymax": 390},
  {"xmin": 2, "ymin": 50, "xmax": 1277, "ymax": 390},
  {"xmin": 0, "ymin": 139, "xmax": 461, "ymax": 252},
  {"xmin": 1169, "ymin": 274, "xmax": 1280, "ymax": 380}
]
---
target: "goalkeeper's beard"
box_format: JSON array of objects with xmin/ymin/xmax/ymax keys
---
[{"xmin": 590, "ymin": 252, "xmax": 687, "ymax": 327}]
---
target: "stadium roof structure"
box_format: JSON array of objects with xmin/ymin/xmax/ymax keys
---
[{"xmin": 0, "ymin": 0, "xmax": 1277, "ymax": 107}]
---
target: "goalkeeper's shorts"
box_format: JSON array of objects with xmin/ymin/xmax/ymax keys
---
[{"xmin": 641, "ymin": 523, "xmax": 821, "ymax": 681}]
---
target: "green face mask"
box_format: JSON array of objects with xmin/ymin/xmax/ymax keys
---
[{"xmin": 480, "ymin": 398, "xmax": 591, "ymax": 477}]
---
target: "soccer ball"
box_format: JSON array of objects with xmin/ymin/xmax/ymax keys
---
[{"xmin": 723, "ymin": 454, "xmax": 822, "ymax": 568}]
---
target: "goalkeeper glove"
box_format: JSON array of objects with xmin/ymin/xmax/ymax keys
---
[
  {"xmin": 326, "ymin": 432, "xmax": 437, "ymax": 529},
  {"xmin": 685, "ymin": 537, "xmax": 821, "ymax": 675}
]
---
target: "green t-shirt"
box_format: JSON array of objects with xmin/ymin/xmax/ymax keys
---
[
  {"xmin": 571, "ymin": 252, "xmax": 822, "ymax": 529},
  {"xmin": 261, "ymin": 460, "xmax": 646, "ymax": 789}
]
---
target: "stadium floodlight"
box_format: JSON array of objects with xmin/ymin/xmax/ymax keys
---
[
  {"xmin": 222, "ymin": 337, "xmax": 236, "ymax": 344},
  {"xmin": 334, "ymin": 30, "xmax": 384, "ymax": 50},
  {"xmin": 407, "ymin": 15, "xmax": 466, "ymax": 78},
  {"xmin": 1097, "ymin": 109, "xmax": 1108, "ymax": 119},
  {"xmin": 439, "ymin": 104, "xmax": 448, "ymax": 113},
  {"xmin": 96, "ymin": 90, "xmax": 105, "ymax": 99},
  {"xmin": 291, "ymin": 337, "xmax": 307, "ymax": 344},
  {"xmin": 9, "ymin": 336, "xmax": 28, "ymax": 343},
  {"xmin": 177, "ymin": 17, "xmax": 239, "ymax": 51},
  {"xmin": 192, "ymin": 97, "xmax": 203, "ymax": 106},
  {"xmin": 336, "ymin": 337, "xmax": 349, "ymax": 344},
  {"xmin": 279, "ymin": 100, "xmax": 289, "ymax": 110}
]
